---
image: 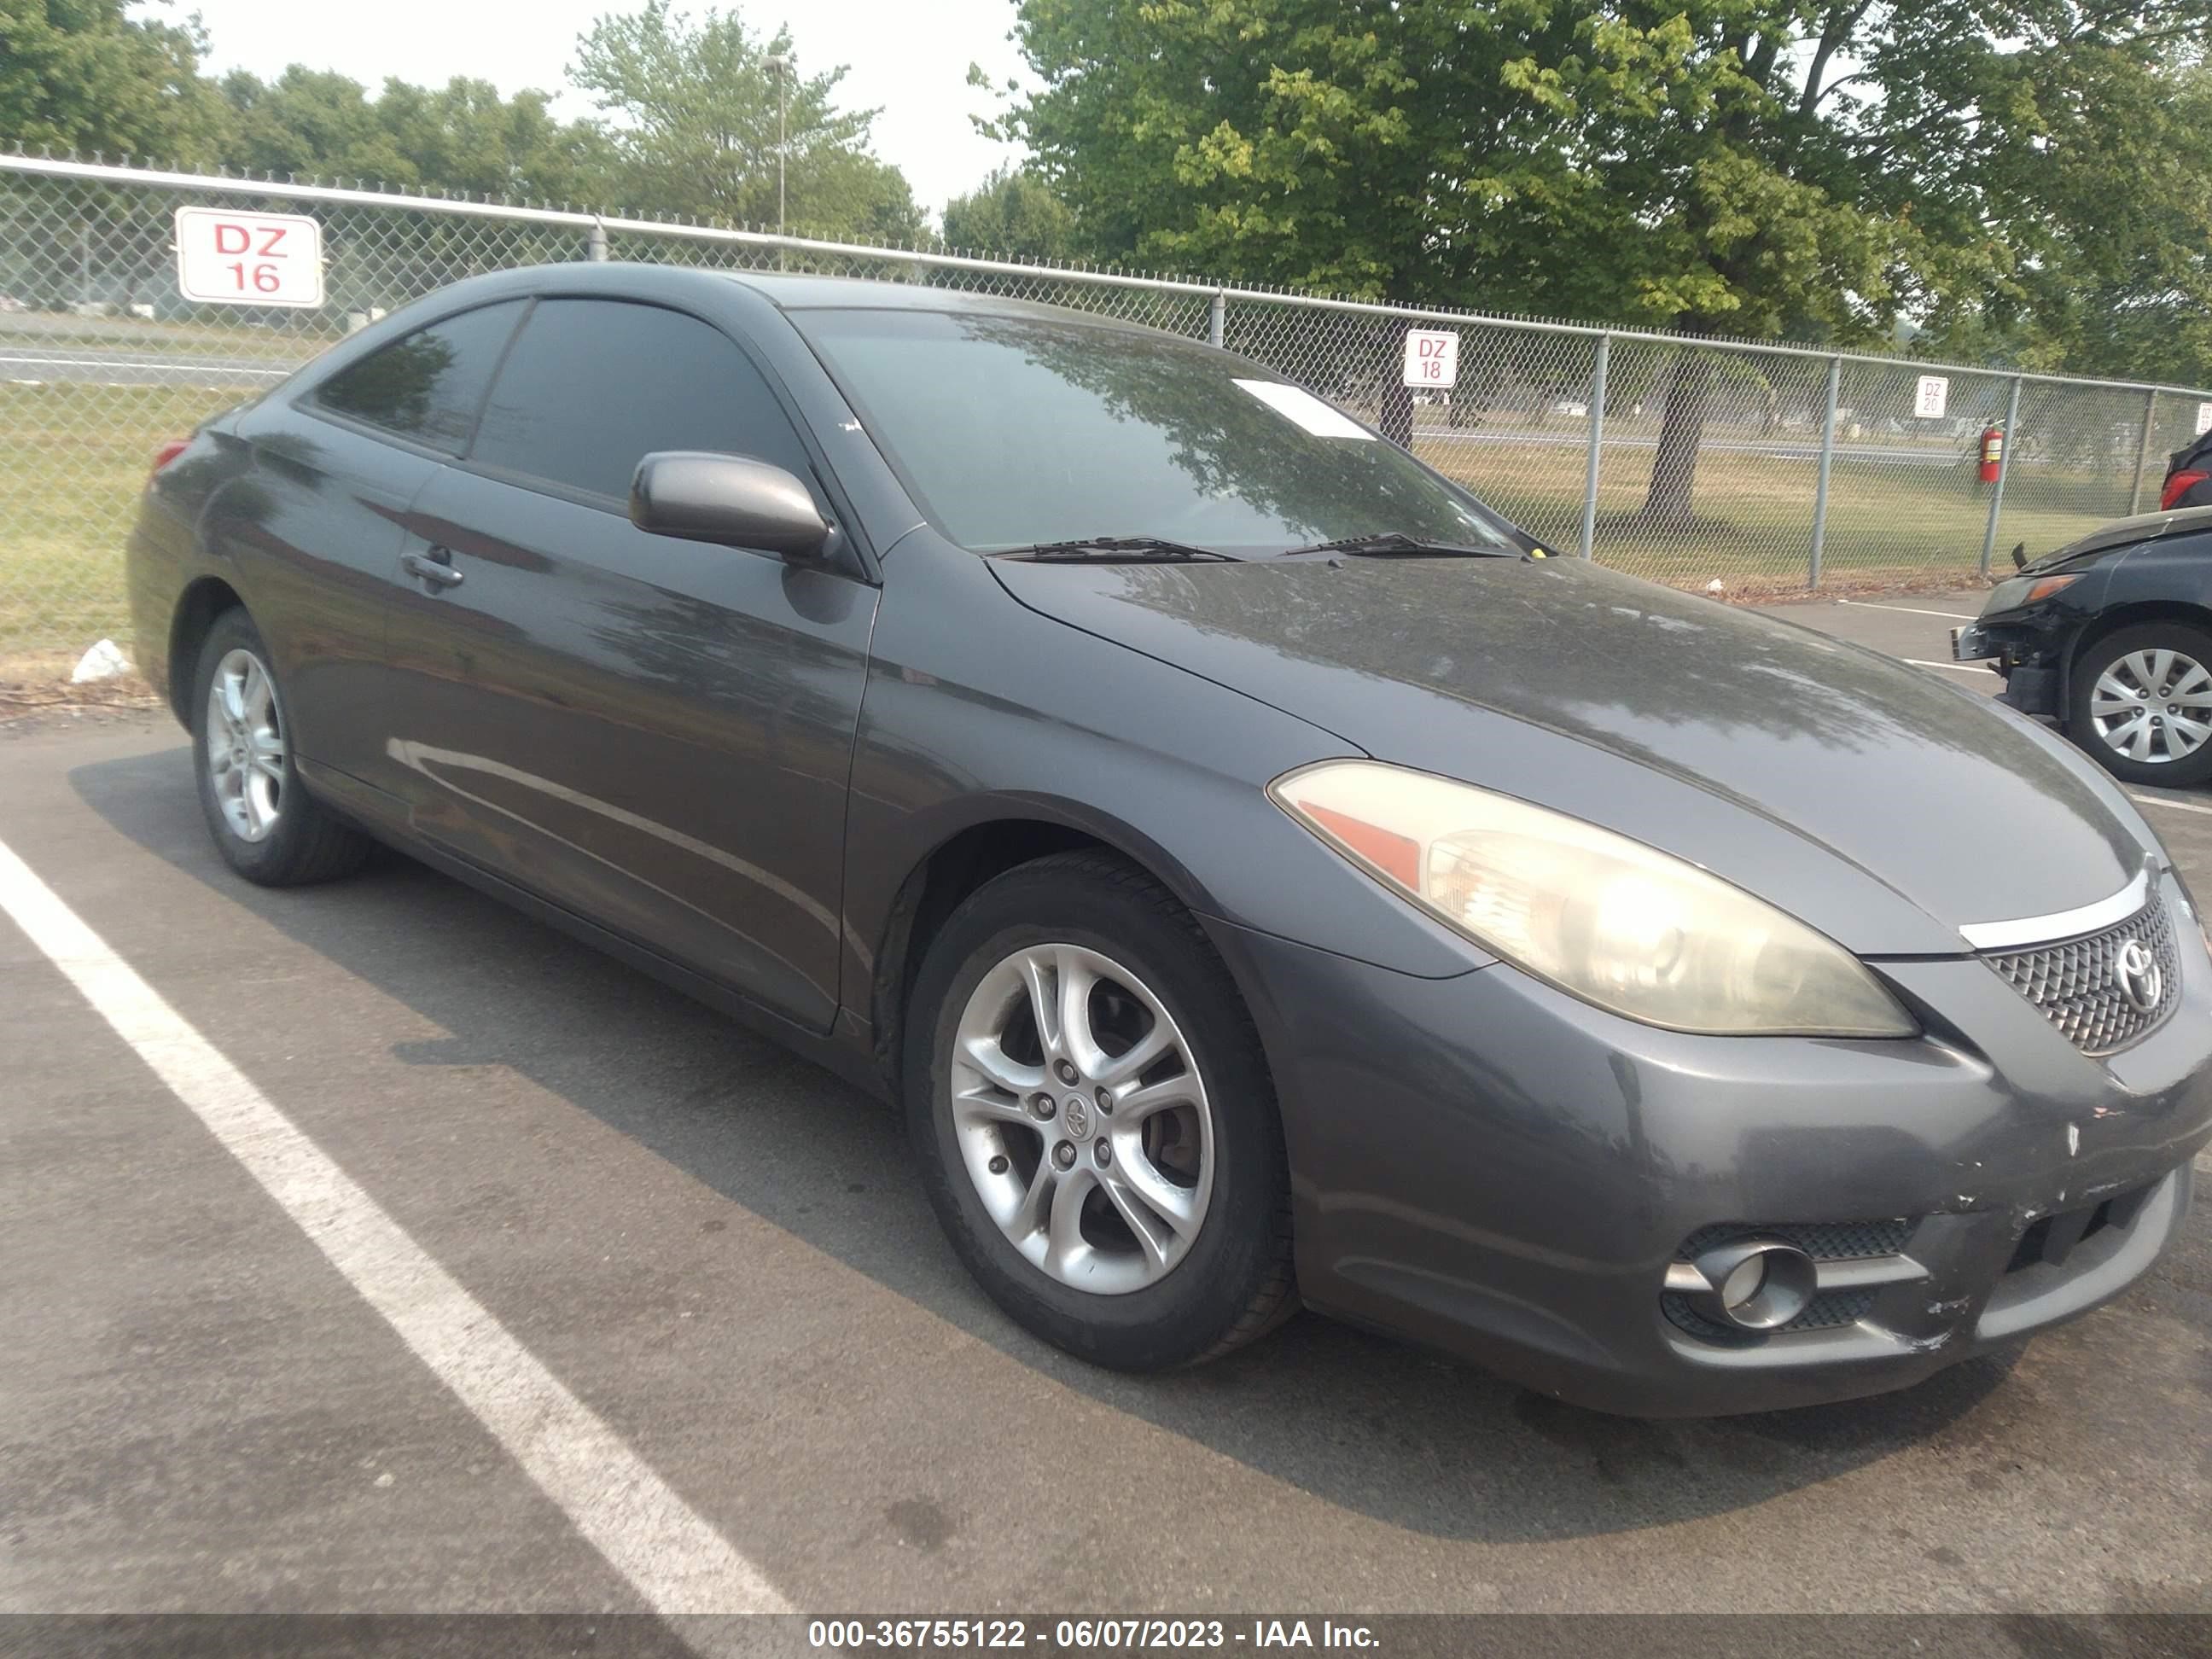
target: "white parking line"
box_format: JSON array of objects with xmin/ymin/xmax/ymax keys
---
[
  {"xmin": 0, "ymin": 835, "xmax": 788, "ymax": 1618},
  {"xmin": 2130, "ymin": 792, "xmax": 2212, "ymax": 818},
  {"xmin": 1841, "ymin": 598, "xmax": 1981, "ymax": 620},
  {"xmin": 1906, "ymin": 659, "xmax": 1991, "ymax": 675}
]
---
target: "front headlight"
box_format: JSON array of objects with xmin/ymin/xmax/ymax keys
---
[
  {"xmin": 1271, "ymin": 761, "xmax": 1918, "ymax": 1038},
  {"xmin": 1984, "ymin": 571, "xmax": 2078, "ymax": 613}
]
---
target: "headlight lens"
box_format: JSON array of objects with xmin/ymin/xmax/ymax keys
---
[
  {"xmin": 1271, "ymin": 761, "xmax": 1918, "ymax": 1037},
  {"xmin": 1985, "ymin": 571, "xmax": 2078, "ymax": 612}
]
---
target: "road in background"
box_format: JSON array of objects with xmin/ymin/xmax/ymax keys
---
[{"xmin": 3, "ymin": 601, "xmax": 2209, "ymax": 1621}]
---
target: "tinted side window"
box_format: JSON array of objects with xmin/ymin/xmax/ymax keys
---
[
  {"xmin": 469, "ymin": 300, "xmax": 812, "ymax": 502},
  {"xmin": 313, "ymin": 300, "xmax": 523, "ymax": 451}
]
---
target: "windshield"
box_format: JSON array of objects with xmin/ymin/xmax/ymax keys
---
[{"xmin": 792, "ymin": 306, "xmax": 1525, "ymax": 558}]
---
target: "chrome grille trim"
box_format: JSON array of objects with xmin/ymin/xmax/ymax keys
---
[
  {"xmin": 1984, "ymin": 892, "xmax": 2180, "ymax": 1055},
  {"xmin": 1958, "ymin": 868, "xmax": 2150, "ymax": 952}
]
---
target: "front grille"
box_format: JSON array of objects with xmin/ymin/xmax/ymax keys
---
[{"xmin": 1985, "ymin": 893, "xmax": 2179, "ymax": 1055}]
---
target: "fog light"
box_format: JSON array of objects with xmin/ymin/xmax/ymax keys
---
[{"xmin": 1683, "ymin": 1236, "xmax": 1817, "ymax": 1330}]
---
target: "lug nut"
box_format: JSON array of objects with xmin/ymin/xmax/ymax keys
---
[
  {"xmin": 1095, "ymin": 1087, "xmax": 1113, "ymax": 1115},
  {"xmin": 987, "ymin": 1154, "xmax": 1009, "ymax": 1175},
  {"xmin": 1053, "ymin": 1141, "xmax": 1077, "ymax": 1170},
  {"xmin": 1030, "ymin": 1092, "xmax": 1056, "ymax": 1120},
  {"xmin": 1094, "ymin": 1138, "xmax": 1111, "ymax": 1166},
  {"xmin": 1055, "ymin": 1060, "xmax": 1079, "ymax": 1085}
]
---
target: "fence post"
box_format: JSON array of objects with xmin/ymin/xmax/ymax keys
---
[
  {"xmin": 1979, "ymin": 375, "xmax": 2024, "ymax": 578},
  {"xmin": 1208, "ymin": 290, "xmax": 1225, "ymax": 348},
  {"xmin": 586, "ymin": 218, "xmax": 608, "ymax": 262},
  {"xmin": 1807, "ymin": 355, "xmax": 1842, "ymax": 590},
  {"xmin": 1578, "ymin": 332, "xmax": 1610, "ymax": 559},
  {"xmin": 2128, "ymin": 388, "xmax": 2159, "ymax": 515}
]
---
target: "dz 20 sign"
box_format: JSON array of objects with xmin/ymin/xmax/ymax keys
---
[{"xmin": 174, "ymin": 207, "xmax": 325, "ymax": 308}]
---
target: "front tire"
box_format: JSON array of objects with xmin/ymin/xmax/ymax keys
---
[
  {"xmin": 190, "ymin": 608, "xmax": 371, "ymax": 886},
  {"xmin": 2068, "ymin": 623, "xmax": 2212, "ymax": 787},
  {"xmin": 905, "ymin": 852, "xmax": 1295, "ymax": 1370}
]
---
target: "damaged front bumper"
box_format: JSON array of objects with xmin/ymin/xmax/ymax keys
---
[{"xmin": 1953, "ymin": 613, "xmax": 2072, "ymax": 717}]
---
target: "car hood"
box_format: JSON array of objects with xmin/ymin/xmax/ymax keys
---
[
  {"xmin": 990, "ymin": 554, "xmax": 2152, "ymax": 957},
  {"xmin": 2025, "ymin": 504, "xmax": 2212, "ymax": 572}
]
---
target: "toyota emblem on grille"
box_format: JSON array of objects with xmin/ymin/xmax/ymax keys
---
[{"xmin": 2114, "ymin": 939, "xmax": 2163, "ymax": 1014}]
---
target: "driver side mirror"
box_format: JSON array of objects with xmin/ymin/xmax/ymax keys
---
[{"xmin": 629, "ymin": 451, "xmax": 833, "ymax": 561}]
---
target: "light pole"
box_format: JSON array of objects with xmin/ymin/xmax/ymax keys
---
[{"xmin": 763, "ymin": 51, "xmax": 789, "ymax": 253}]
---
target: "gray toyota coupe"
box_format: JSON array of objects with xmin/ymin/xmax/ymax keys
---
[{"xmin": 127, "ymin": 265, "xmax": 2212, "ymax": 1415}]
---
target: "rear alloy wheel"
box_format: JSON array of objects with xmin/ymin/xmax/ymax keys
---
[
  {"xmin": 2069, "ymin": 623, "xmax": 2212, "ymax": 787},
  {"xmin": 906, "ymin": 852, "xmax": 1295, "ymax": 1370},
  {"xmin": 190, "ymin": 608, "xmax": 372, "ymax": 885}
]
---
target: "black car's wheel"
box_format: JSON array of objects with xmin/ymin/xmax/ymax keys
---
[
  {"xmin": 905, "ymin": 851, "xmax": 1295, "ymax": 1370},
  {"xmin": 2067, "ymin": 623, "xmax": 2212, "ymax": 787},
  {"xmin": 191, "ymin": 608, "xmax": 372, "ymax": 885}
]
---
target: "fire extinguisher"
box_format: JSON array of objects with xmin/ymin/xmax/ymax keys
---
[{"xmin": 1979, "ymin": 424, "xmax": 2005, "ymax": 485}]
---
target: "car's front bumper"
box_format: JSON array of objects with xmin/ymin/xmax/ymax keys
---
[
  {"xmin": 1206, "ymin": 870, "xmax": 2212, "ymax": 1416},
  {"xmin": 1953, "ymin": 608, "xmax": 2079, "ymax": 717}
]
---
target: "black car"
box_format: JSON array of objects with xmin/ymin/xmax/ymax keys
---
[
  {"xmin": 2163, "ymin": 427, "xmax": 2212, "ymax": 512},
  {"xmin": 1954, "ymin": 504, "xmax": 2212, "ymax": 785},
  {"xmin": 128, "ymin": 264, "xmax": 2212, "ymax": 1416}
]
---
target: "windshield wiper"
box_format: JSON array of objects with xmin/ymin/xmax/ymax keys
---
[
  {"xmin": 1278, "ymin": 532, "xmax": 1530, "ymax": 560},
  {"xmin": 991, "ymin": 536, "xmax": 1237, "ymax": 564}
]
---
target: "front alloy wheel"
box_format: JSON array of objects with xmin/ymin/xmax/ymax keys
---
[
  {"xmin": 2070, "ymin": 622, "xmax": 2212, "ymax": 787},
  {"xmin": 950, "ymin": 943, "xmax": 1214, "ymax": 1295},
  {"xmin": 906, "ymin": 851, "xmax": 1295, "ymax": 1371},
  {"xmin": 2090, "ymin": 648, "xmax": 2212, "ymax": 765}
]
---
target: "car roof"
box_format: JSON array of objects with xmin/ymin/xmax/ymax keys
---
[{"xmin": 716, "ymin": 268, "xmax": 1179, "ymax": 331}]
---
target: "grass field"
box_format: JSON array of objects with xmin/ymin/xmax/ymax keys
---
[
  {"xmin": 1, "ymin": 381, "xmax": 245, "ymax": 663},
  {"xmin": 1, "ymin": 381, "xmax": 2145, "ymax": 675},
  {"xmin": 1415, "ymin": 428, "xmax": 2136, "ymax": 595}
]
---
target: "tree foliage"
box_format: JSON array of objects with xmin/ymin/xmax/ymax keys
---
[
  {"xmin": 0, "ymin": 0, "xmax": 228, "ymax": 163},
  {"xmin": 570, "ymin": 0, "xmax": 920, "ymax": 239},
  {"xmin": 940, "ymin": 162, "xmax": 1080, "ymax": 260},
  {"xmin": 1000, "ymin": 0, "xmax": 2212, "ymax": 517}
]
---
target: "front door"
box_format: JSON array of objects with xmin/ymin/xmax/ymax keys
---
[{"xmin": 379, "ymin": 297, "xmax": 877, "ymax": 1033}]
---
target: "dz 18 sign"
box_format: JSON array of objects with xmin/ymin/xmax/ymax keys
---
[
  {"xmin": 174, "ymin": 207, "xmax": 325, "ymax": 308},
  {"xmin": 1402, "ymin": 329, "xmax": 1460, "ymax": 389}
]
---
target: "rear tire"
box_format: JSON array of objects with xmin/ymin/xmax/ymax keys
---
[
  {"xmin": 190, "ymin": 608, "xmax": 372, "ymax": 886},
  {"xmin": 905, "ymin": 851, "xmax": 1295, "ymax": 1370},
  {"xmin": 2067, "ymin": 622, "xmax": 2212, "ymax": 788}
]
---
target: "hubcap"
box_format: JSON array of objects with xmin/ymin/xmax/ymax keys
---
[
  {"xmin": 948, "ymin": 943, "xmax": 1214, "ymax": 1295},
  {"xmin": 204, "ymin": 648, "xmax": 286, "ymax": 842},
  {"xmin": 2093, "ymin": 649, "xmax": 2212, "ymax": 765}
]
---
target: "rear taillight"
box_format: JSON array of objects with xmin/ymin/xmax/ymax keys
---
[
  {"xmin": 148, "ymin": 438, "xmax": 189, "ymax": 480},
  {"xmin": 2163, "ymin": 469, "xmax": 2209, "ymax": 510}
]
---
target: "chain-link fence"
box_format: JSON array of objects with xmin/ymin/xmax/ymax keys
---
[{"xmin": 8, "ymin": 152, "xmax": 2212, "ymax": 675}]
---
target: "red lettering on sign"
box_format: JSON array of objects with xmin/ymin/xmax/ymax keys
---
[
  {"xmin": 258, "ymin": 225, "xmax": 288, "ymax": 257},
  {"xmin": 213, "ymin": 224, "xmax": 250, "ymax": 254}
]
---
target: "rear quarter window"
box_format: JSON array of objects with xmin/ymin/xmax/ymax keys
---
[{"xmin": 312, "ymin": 300, "xmax": 525, "ymax": 452}]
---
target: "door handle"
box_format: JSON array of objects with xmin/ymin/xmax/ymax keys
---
[{"xmin": 403, "ymin": 549, "xmax": 465, "ymax": 590}]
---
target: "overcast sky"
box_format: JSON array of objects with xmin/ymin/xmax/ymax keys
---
[{"xmin": 179, "ymin": 0, "xmax": 1030, "ymax": 217}]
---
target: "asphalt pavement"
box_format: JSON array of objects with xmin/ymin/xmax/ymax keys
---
[{"xmin": 3, "ymin": 591, "xmax": 2210, "ymax": 1632}]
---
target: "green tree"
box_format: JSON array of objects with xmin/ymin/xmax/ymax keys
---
[
  {"xmin": 0, "ymin": 0, "xmax": 228, "ymax": 162},
  {"xmin": 218, "ymin": 68, "xmax": 614, "ymax": 202},
  {"xmin": 1922, "ymin": 54, "xmax": 2212, "ymax": 391},
  {"xmin": 568, "ymin": 0, "xmax": 919, "ymax": 238},
  {"xmin": 1002, "ymin": 0, "xmax": 2212, "ymax": 522},
  {"xmin": 940, "ymin": 162, "xmax": 1079, "ymax": 260}
]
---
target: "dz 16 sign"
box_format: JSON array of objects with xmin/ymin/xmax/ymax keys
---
[
  {"xmin": 174, "ymin": 207, "xmax": 325, "ymax": 308},
  {"xmin": 1402, "ymin": 329, "xmax": 1460, "ymax": 389}
]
